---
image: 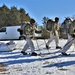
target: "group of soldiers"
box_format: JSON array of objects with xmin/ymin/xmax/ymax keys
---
[{"xmin": 18, "ymin": 17, "xmax": 75, "ymax": 56}]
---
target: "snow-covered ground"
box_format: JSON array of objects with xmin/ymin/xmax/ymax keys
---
[{"xmin": 0, "ymin": 39, "xmax": 75, "ymax": 75}]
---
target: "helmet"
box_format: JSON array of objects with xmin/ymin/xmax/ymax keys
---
[
  {"xmin": 55, "ymin": 17, "xmax": 59, "ymax": 21},
  {"xmin": 30, "ymin": 18, "xmax": 35, "ymax": 23}
]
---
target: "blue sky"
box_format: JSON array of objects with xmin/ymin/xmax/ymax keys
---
[{"xmin": 0, "ymin": 0, "xmax": 75, "ymax": 25}]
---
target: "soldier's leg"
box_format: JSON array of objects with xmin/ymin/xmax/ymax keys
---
[
  {"xmin": 55, "ymin": 31, "xmax": 61, "ymax": 49},
  {"xmin": 61, "ymin": 38, "xmax": 75, "ymax": 53},
  {"xmin": 46, "ymin": 32, "xmax": 54, "ymax": 46},
  {"xmin": 22, "ymin": 42, "xmax": 29, "ymax": 52},
  {"xmin": 21, "ymin": 39, "xmax": 29, "ymax": 55},
  {"xmin": 67, "ymin": 34, "xmax": 73, "ymax": 42},
  {"xmin": 27, "ymin": 38, "xmax": 37, "ymax": 56},
  {"xmin": 27, "ymin": 38, "xmax": 35, "ymax": 53}
]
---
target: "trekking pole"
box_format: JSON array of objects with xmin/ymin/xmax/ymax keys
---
[{"xmin": 35, "ymin": 39, "xmax": 42, "ymax": 55}]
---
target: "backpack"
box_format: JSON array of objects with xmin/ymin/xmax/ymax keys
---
[
  {"xmin": 21, "ymin": 22, "xmax": 34, "ymax": 36},
  {"xmin": 46, "ymin": 19, "xmax": 55, "ymax": 31}
]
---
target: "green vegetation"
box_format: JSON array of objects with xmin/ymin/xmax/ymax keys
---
[{"xmin": 0, "ymin": 4, "xmax": 30, "ymax": 27}]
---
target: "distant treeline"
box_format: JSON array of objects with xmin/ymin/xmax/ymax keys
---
[{"xmin": 0, "ymin": 4, "xmax": 31, "ymax": 27}]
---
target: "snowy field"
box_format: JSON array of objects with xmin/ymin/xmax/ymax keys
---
[{"xmin": 0, "ymin": 39, "xmax": 75, "ymax": 75}]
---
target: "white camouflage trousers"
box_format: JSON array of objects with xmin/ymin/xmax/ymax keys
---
[
  {"xmin": 61, "ymin": 34, "xmax": 75, "ymax": 53},
  {"xmin": 46, "ymin": 31, "xmax": 60, "ymax": 47},
  {"xmin": 22, "ymin": 37, "xmax": 35, "ymax": 53}
]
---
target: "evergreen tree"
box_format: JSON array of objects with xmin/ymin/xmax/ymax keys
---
[
  {"xmin": 0, "ymin": 4, "xmax": 31, "ymax": 27},
  {"xmin": 0, "ymin": 4, "xmax": 10, "ymax": 27},
  {"xmin": 19, "ymin": 8, "xmax": 30, "ymax": 23},
  {"xmin": 10, "ymin": 6, "xmax": 21, "ymax": 25},
  {"xmin": 42, "ymin": 16, "xmax": 50, "ymax": 38}
]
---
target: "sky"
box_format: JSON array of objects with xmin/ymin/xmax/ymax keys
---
[{"xmin": 0, "ymin": 0, "xmax": 75, "ymax": 25}]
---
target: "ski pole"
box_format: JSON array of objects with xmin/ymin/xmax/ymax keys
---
[{"xmin": 35, "ymin": 39, "xmax": 42, "ymax": 55}]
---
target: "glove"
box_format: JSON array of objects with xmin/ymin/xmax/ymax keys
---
[
  {"xmin": 35, "ymin": 30, "xmax": 42, "ymax": 34},
  {"xmin": 17, "ymin": 28, "xmax": 23, "ymax": 35},
  {"xmin": 17, "ymin": 28, "xmax": 21, "ymax": 32}
]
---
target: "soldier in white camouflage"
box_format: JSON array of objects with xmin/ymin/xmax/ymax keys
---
[
  {"xmin": 46, "ymin": 17, "xmax": 62, "ymax": 49},
  {"xmin": 61, "ymin": 20, "xmax": 75, "ymax": 56},
  {"xmin": 21, "ymin": 19, "xmax": 38, "ymax": 56}
]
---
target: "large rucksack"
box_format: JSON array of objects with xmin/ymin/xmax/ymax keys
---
[
  {"xmin": 68, "ymin": 20, "xmax": 75, "ymax": 35},
  {"xmin": 46, "ymin": 19, "xmax": 55, "ymax": 31},
  {"xmin": 21, "ymin": 22, "xmax": 32, "ymax": 35}
]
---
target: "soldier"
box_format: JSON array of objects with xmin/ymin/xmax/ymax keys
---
[
  {"xmin": 46, "ymin": 17, "xmax": 62, "ymax": 49},
  {"xmin": 61, "ymin": 20, "xmax": 75, "ymax": 56},
  {"xmin": 21, "ymin": 19, "xmax": 38, "ymax": 56}
]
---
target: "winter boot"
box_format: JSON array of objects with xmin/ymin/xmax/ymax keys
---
[
  {"xmin": 61, "ymin": 52, "xmax": 70, "ymax": 56},
  {"xmin": 21, "ymin": 51, "xmax": 27, "ymax": 55},
  {"xmin": 56, "ymin": 46, "xmax": 62, "ymax": 49},
  {"xmin": 31, "ymin": 52, "xmax": 37, "ymax": 56}
]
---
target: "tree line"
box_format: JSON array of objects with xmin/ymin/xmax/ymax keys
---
[{"xmin": 0, "ymin": 4, "xmax": 31, "ymax": 27}]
